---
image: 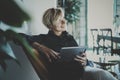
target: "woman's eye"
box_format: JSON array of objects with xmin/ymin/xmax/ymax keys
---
[
  {"xmin": 61, "ymin": 20, "xmax": 64, "ymax": 23},
  {"xmin": 61, "ymin": 19, "xmax": 66, "ymax": 23}
]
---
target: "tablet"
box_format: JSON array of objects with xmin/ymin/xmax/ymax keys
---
[{"xmin": 59, "ymin": 46, "xmax": 86, "ymax": 62}]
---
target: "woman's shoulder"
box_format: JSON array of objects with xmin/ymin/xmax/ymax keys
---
[
  {"xmin": 38, "ymin": 34, "xmax": 49, "ymax": 40},
  {"xmin": 63, "ymin": 31, "xmax": 74, "ymax": 38},
  {"xmin": 19, "ymin": 33, "xmax": 47, "ymax": 42}
]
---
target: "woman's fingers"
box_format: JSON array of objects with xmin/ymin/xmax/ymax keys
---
[
  {"xmin": 50, "ymin": 50, "xmax": 60, "ymax": 59},
  {"xmin": 32, "ymin": 42, "xmax": 60, "ymax": 62},
  {"xmin": 74, "ymin": 58, "xmax": 86, "ymax": 66},
  {"xmin": 74, "ymin": 58, "xmax": 87, "ymax": 66},
  {"xmin": 74, "ymin": 57, "xmax": 85, "ymax": 63},
  {"xmin": 75, "ymin": 55, "xmax": 86, "ymax": 60},
  {"xmin": 74, "ymin": 55, "xmax": 87, "ymax": 66}
]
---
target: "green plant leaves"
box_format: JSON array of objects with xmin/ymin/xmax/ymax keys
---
[
  {"xmin": 64, "ymin": 0, "xmax": 81, "ymax": 23},
  {"xmin": 0, "ymin": 31, "xmax": 18, "ymax": 71},
  {"xmin": 0, "ymin": 29, "xmax": 34, "ymax": 71}
]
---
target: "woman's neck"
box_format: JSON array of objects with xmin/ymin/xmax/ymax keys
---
[{"xmin": 53, "ymin": 31, "xmax": 62, "ymax": 36}]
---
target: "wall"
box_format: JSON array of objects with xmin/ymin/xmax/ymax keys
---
[
  {"xmin": 88, "ymin": 0, "xmax": 113, "ymax": 28},
  {"xmin": 87, "ymin": 0, "xmax": 114, "ymax": 47},
  {"xmin": 14, "ymin": 0, "xmax": 57, "ymax": 35}
]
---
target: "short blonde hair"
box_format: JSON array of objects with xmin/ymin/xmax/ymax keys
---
[{"xmin": 42, "ymin": 8, "xmax": 64, "ymax": 29}]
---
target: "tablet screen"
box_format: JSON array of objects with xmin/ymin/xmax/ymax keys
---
[{"xmin": 59, "ymin": 46, "xmax": 86, "ymax": 62}]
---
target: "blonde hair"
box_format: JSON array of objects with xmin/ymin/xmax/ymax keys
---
[{"xmin": 42, "ymin": 8, "xmax": 64, "ymax": 29}]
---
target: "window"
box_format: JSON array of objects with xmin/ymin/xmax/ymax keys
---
[{"xmin": 57, "ymin": 0, "xmax": 88, "ymax": 46}]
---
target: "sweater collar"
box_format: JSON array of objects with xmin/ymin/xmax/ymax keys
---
[{"xmin": 48, "ymin": 30, "xmax": 68, "ymax": 38}]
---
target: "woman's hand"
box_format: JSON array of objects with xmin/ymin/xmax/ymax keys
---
[
  {"xmin": 74, "ymin": 53, "xmax": 87, "ymax": 67},
  {"xmin": 32, "ymin": 42, "xmax": 60, "ymax": 62}
]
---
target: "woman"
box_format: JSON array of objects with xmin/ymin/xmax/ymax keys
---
[{"xmin": 22, "ymin": 8, "xmax": 117, "ymax": 80}]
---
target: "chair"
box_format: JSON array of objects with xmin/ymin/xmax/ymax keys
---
[
  {"xmin": 98, "ymin": 28, "xmax": 120, "ymax": 56},
  {"xmin": 90, "ymin": 29, "xmax": 100, "ymax": 54},
  {"xmin": 98, "ymin": 28, "xmax": 113, "ymax": 55},
  {"xmin": 91, "ymin": 28, "xmax": 120, "ymax": 79},
  {"xmin": 17, "ymin": 42, "xmax": 49, "ymax": 80},
  {"xmin": 0, "ymin": 41, "xmax": 48, "ymax": 80}
]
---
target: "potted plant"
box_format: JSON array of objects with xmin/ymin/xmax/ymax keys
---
[{"xmin": 0, "ymin": 1, "xmax": 49, "ymax": 80}]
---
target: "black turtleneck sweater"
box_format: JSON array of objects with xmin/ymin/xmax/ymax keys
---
[
  {"xmin": 24, "ymin": 30, "xmax": 78, "ymax": 52},
  {"xmin": 21, "ymin": 31, "xmax": 92, "ymax": 80}
]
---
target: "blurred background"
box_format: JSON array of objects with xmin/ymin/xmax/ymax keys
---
[{"xmin": 0, "ymin": 0, "xmax": 120, "ymax": 80}]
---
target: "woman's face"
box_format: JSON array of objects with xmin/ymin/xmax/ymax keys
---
[{"xmin": 52, "ymin": 13, "xmax": 67, "ymax": 33}]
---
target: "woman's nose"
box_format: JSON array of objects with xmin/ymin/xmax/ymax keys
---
[{"xmin": 62, "ymin": 19, "xmax": 66, "ymax": 24}]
